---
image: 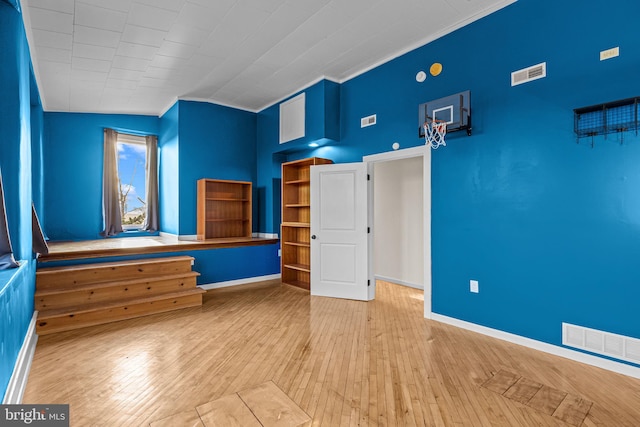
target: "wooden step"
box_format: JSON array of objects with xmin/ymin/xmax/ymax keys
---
[
  {"xmin": 35, "ymin": 272, "xmax": 200, "ymax": 311},
  {"xmin": 36, "ymin": 256, "xmax": 195, "ymax": 290},
  {"xmin": 36, "ymin": 288, "xmax": 206, "ymax": 335}
]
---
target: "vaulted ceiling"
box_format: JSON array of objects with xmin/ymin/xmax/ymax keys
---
[{"xmin": 22, "ymin": 0, "xmax": 514, "ymax": 115}]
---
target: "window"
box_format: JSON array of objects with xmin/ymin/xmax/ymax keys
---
[{"xmin": 117, "ymin": 134, "xmax": 147, "ymax": 230}]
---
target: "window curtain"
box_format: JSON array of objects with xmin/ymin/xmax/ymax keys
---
[
  {"xmin": 0, "ymin": 167, "xmax": 19, "ymax": 269},
  {"xmin": 32, "ymin": 203, "xmax": 48, "ymax": 256},
  {"xmin": 101, "ymin": 128, "xmax": 123, "ymax": 237},
  {"xmin": 143, "ymin": 135, "xmax": 159, "ymax": 232}
]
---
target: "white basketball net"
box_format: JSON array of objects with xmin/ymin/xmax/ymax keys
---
[{"xmin": 423, "ymin": 119, "xmax": 447, "ymax": 149}]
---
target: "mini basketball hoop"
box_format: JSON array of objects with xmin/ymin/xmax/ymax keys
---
[{"xmin": 423, "ymin": 117, "xmax": 447, "ymax": 149}]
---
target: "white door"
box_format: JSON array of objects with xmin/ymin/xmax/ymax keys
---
[{"xmin": 310, "ymin": 162, "xmax": 369, "ymax": 300}]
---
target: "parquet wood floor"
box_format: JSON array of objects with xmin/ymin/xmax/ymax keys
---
[{"xmin": 22, "ymin": 280, "xmax": 640, "ymax": 426}]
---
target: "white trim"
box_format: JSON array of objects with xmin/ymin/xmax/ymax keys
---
[
  {"xmin": 256, "ymin": 233, "xmax": 279, "ymax": 239},
  {"xmin": 432, "ymin": 313, "xmax": 640, "ymax": 380},
  {"xmin": 363, "ymin": 145, "xmax": 426, "ymax": 163},
  {"xmin": 159, "ymin": 97, "xmax": 179, "ymax": 117},
  {"xmin": 159, "ymin": 231, "xmax": 179, "ymax": 240},
  {"xmin": 256, "ymin": 76, "xmax": 340, "ymax": 112},
  {"xmin": 178, "ymin": 234, "xmax": 198, "ymax": 241},
  {"xmin": 3, "ymin": 312, "xmax": 38, "ymax": 404},
  {"xmin": 177, "ymin": 97, "xmax": 259, "ymax": 114},
  {"xmin": 375, "ymin": 275, "xmax": 423, "ymax": 290},
  {"xmin": 198, "ymin": 274, "xmax": 281, "ymax": 290}
]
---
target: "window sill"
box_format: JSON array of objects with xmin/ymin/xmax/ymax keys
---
[{"xmin": 112, "ymin": 229, "xmax": 159, "ymax": 238}]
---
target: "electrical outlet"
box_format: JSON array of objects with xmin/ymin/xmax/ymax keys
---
[
  {"xmin": 470, "ymin": 280, "xmax": 479, "ymax": 293},
  {"xmin": 600, "ymin": 47, "xmax": 620, "ymax": 61}
]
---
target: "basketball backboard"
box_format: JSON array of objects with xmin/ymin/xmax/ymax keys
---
[{"xmin": 418, "ymin": 90, "xmax": 471, "ymax": 137}]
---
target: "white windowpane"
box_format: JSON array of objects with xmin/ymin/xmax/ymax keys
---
[{"xmin": 117, "ymin": 139, "xmax": 147, "ymax": 228}]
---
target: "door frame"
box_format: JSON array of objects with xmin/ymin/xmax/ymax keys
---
[{"xmin": 363, "ymin": 145, "xmax": 432, "ymax": 318}]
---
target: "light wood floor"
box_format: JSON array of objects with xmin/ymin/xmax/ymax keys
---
[{"xmin": 23, "ymin": 281, "xmax": 640, "ymax": 426}]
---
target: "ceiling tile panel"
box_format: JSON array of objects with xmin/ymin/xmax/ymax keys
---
[
  {"xmin": 69, "ymin": 68, "xmax": 108, "ymax": 83},
  {"xmin": 73, "ymin": 43, "xmax": 117, "ymax": 61},
  {"xmin": 158, "ymin": 40, "xmax": 197, "ymax": 59},
  {"xmin": 31, "ymin": 29, "xmax": 72, "ymax": 50},
  {"xmin": 112, "ymin": 55, "xmax": 151, "ymax": 71},
  {"xmin": 28, "ymin": 7, "xmax": 73, "ymax": 34},
  {"xmin": 165, "ymin": 24, "xmax": 210, "ymax": 47},
  {"xmin": 149, "ymin": 54, "xmax": 183, "ymax": 70},
  {"xmin": 135, "ymin": 0, "xmax": 186, "ymax": 12},
  {"xmin": 73, "ymin": 25, "xmax": 122, "ymax": 48},
  {"xmin": 28, "ymin": 0, "xmax": 74, "ymax": 14},
  {"xmin": 115, "ymin": 42, "xmax": 159, "ymax": 60},
  {"xmin": 109, "ymin": 68, "xmax": 144, "ymax": 81},
  {"xmin": 106, "ymin": 78, "xmax": 138, "ymax": 90},
  {"xmin": 121, "ymin": 25, "xmax": 167, "ymax": 47},
  {"xmin": 77, "ymin": 0, "xmax": 131, "ymax": 13},
  {"xmin": 127, "ymin": 3, "xmax": 179, "ymax": 31},
  {"xmin": 174, "ymin": 2, "xmax": 230, "ymax": 31},
  {"xmin": 36, "ymin": 46, "xmax": 72, "ymax": 64},
  {"xmin": 75, "ymin": 3, "xmax": 128, "ymax": 32},
  {"xmin": 72, "ymin": 57, "xmax": 112, "ymax": 73}
]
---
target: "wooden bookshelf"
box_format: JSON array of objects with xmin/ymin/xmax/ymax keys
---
[
  {"xmin": 280, "ymin": 157, "xmax": 332, "ymax": 290},
  {"xmin": 197, "ymin": 179, "xmax": 252, "ymax": 240}
]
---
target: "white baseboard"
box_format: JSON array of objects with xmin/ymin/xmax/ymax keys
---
[
  {"xmin": 158, "ymin": 232, "xmax": 178, "ymax": 240},
  {"xmin": 375, "ymin": 275, "xmax": 423, "ymax": 290},
  {"xmin": 431, "ymin": 313, "xmax": 640, "ymax": 380},
  {"xmin": 178, "ymin": 234, "xmax": 197, "ymax": 241},
  {"xmin": 3, "ymin": 312, "xmax": 38, "ymax": 404},
  {"xmin": 198, "ymin": 274, "xmax": 281, "ymax": 290}
]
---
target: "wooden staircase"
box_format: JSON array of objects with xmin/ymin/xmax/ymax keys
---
[{"xmin": 35, "ymin": 256, "xmax": 205, "ymax": 335}]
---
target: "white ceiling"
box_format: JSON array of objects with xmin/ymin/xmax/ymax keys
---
[{"xmin": 22, "ymin": 0, "xmax": 515, "ymax": 115}]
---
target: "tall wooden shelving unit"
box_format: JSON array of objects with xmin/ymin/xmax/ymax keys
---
[
  {"xmin": 281, "ymin": 157, "xmax": 333, "ymax": 290},
  {"xmin": 197, "ymin": 179, "xmax": 252, "ymax": 240}
]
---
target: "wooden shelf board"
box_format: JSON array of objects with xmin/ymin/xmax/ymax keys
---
[
  {"xmin": 205, "ymin": 219, "xmax": 249, "ymax": 222},
  {"xmin": 282, "ymin": 280, "xmax": 310, "ymax": 290},
  {"xmin": 206, "ymin": 198, "xmax": 249, "ymax": 202},
  {"xmin": 285, "ymin": 204, "xmax": 310, "ymax": 208},
  {"xmin": 283, "ymin": 263, "xmax": 310, "ymax": 273},
  {"xmin": 284, "ymin": 179, "xmax": 310, "ymax": 185},
  {"xmin": 281, "ymin": 222, "xmax": 310, "ymax": 228},
  {"xmin": 283, "ymin": 242, "xmax": 310, "ymax": 248}
]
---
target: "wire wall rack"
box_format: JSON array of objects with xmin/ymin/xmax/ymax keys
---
[{"xmin": 574, "ymin": 97, "xmax": 639, "ymax": 147}]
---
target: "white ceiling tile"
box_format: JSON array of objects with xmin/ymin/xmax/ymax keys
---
[
  {"xmin": 31, "ymin": 29, "xmax": 72, "ymax": 50},
  {"xmin": 69, "ymin": 68, "xmax": 108, "ymax": 83},
  {"xmin": 174, "ymin": 1, "xmax": 230, "ymax": 31},
  {"xmin": 112, "ymin": 55, "xmax": 151, "ymax": 71},
  {"xmin": 127, "ymin": 3, "xmax": 179, "ymax": 31},
  {"xmin": 158, "ymin": 40, "xmax": 197, "ymax": 58},
  {"xmin": 73, "ymin": 43, "xmax": 117, "ymax": 61},
  {"xmin": 165, "ymin": 23, "xmax": 209, "ymax": 47},
  {"xmin": 73, "ymin": 25, "xmax": 122, "ymax": 48},
  {"xmin": 28, "ymin": 0, "xmax": 74, "ymax": 14},
  {"xmin": 77, "ymin": 0, "xmax": 132, "ymax": 13},
  {"xmin": 236, "ymin": 0, "xmax": 286, "ymax": 13},
  {"xmin": 121, "ymin": 25, "xmax": 167, "ymax": 47},
  {"xmin": 106, "ymin": 78, "xmax": 138, "ymax": 90},
  {"xmin": 75, "ymin": 3, "xmax": 128, "ymax": 32},
  {"xmin": 72, "ymin": 57, "xmax": 112, "ymax": 73},
  {"xmin": 38, "ymin": 61, "xmax": 71, "ymax": 77},
  {"xmin": 184, "ymin": 54, "xmax": 221, "ymax": 70},
  {"xmin": 36, "ymin": 46, "xmax": 72, "ymax": 64},
  {"xmin": 139, "ymin": 76, "xmax": 171, "ymax": 88},
  {"xmin": 149, "ymin": 54, "xmax": 183, "ymax": 69},
  {"xmin": 144, "ymin": 66, "xmax": 176, "ymax": 80},
  {"xmin": 28, "ymin": 7, "xmax": 73, "ymax": 34},
  {"xmin": 135, "ymin": 0, "xmax": 186, "ymax": 12},
  {"xmin": 115, "ymin": 42, "xmax": 159, "ymax": 60},
  {"xmin": 109, "ymin": 68, "xmax": 144, "ymax": 81},
  {"xmin": 207, "ymin": 4, "xmax": 270, "ymax": 46}
]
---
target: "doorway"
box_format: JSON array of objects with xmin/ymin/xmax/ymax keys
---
[{"xmin": 364, "ymin": 146, "xmax": 431, "ymax": 318}]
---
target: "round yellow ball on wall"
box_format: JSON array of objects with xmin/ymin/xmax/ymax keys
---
[{"xmin": 430, "ymin": 63, "xmax": 443, "ymax": 76}]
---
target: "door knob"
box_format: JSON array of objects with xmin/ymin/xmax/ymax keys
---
[{"xmin": 311, "ymin": 235, "xmax": 317, "ymax": 239}]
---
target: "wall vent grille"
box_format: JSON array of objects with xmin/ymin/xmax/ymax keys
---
[
  {"xmin": 361, "ymin": 114, "xmax": 377, "ymax": 128},
  {"xmin": 511, "ymin": 62, "xmax": 547, "ymax": 86},
  {"xmin": 563, "ymin": 323, "xmax": 640, "ymax": 365}
]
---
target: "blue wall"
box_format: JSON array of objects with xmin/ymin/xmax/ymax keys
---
[
  {"xmin": 159, "ymin": 102, "xmax": 180, "ymax": 235},
  {"xmin": 43, "ymin": 113, "xmax": 159, "ymax": 240},
  {"xmin": 177, "ymin": 101, "xmax": 257, "ymax": 235},
  {"xmin": 254, "ymin": 0, "xmax": 640, "ymax": 363},
  {"xmin": 0, "ymin": 0, "xmax": 37, "ymax": 401}
]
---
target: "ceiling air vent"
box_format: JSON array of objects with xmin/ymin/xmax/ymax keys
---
[
  {"xmin": 511, "ymin": 62, "xmax": 547, "ymax": 86},
  {"xmin": 361, "ymin": 114, "xmax": 376, "ymax": 128}
]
